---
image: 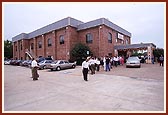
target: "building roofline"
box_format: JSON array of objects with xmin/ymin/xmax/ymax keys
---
[
  {"xmin": 12, "ymin": 17, "xmax": 84, "ymax": 42},
  {"xmin": 114, "ymin": 43, "xmax": 156, "ymax": 50},
  {"xmin": 77, "ymin": 18, "xmax": 131, "ymax": 37},
  {"xmin": 12, "ymin": 17, "xmax": 131, "ymax": 42}
]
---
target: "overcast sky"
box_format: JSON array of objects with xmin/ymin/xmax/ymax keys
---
[{"xmin": 3, "ymin": 2, "xmax": 165, "ymax": 48}]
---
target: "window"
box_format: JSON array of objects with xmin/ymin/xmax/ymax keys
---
[
  {"xmin": 64, "ymin": 61, "xmax": 69, "ymax": 64},
  {"xmin": 31, "ymin": 43, "xmax": 34, "ymax": 49},
  {"xmin": 60, "ymin": 35, "xmax": 64, "ymax": 44},
  {"xmin": 15, "ymin": 46, "xmax": 17, "ymax": 51},
  {"xmin": 20, "ymin": 43, "xmax": 22, "ymax": 50},
  {"xmin": 59, "ymin": 61, "xmax": 64, "ymax": 64},
  {"xmin": 108, "ymin": 32, "xmax": 112, "ymax": 43},
  {"xmin": 125, "ymin": 39, "xmax": 128, "ymax": 44},
  {"xmin": 38, "ymin": 41, "xmax": 42, "ymax": 48},
  {"xmin": 48, "ymin": 38, "xmax": 52, "ymax": 46},
  {"xmin": 116, "ymin": 38, "xmax": 118, "ymax": 43},
  {"xmin": 86, "ymin": 33, "xmax": 93, "ymax": 43}
]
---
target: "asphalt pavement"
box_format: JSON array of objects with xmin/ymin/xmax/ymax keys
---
[{"xmin": 3, "ymin": 63, "xmax": 165, "ymax": 113}]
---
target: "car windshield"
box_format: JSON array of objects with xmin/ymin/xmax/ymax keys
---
[
  {"xmin": 39, "ymin": 60, "xmax": 45, "ymax": 63},
  {"xmin": 52, "ymin": 61, "xmax": 58, "ymax": 64},
  {"xmin": 128, "ymin": 57, "xmax": 139, "ymax": 61}
]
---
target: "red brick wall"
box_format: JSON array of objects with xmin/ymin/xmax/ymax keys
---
[
  {"xmin": 13, "ymin": 25, "xmax": 131, "ymax": 60},
  {"xmin": 55, "ymin": 27, "xmax": 67, "ymax": 60},
  {"xmin": 36, "ymin": 35, "xmax": 43, "ymax": 58},
  {"xmin": 44, "ymin": 32, "xmax": 55, "ymax": 58},
  {"xmin": 78, "ymin": 25, "xmax": 116, "ymax": 58},
  {"xmin": 78, "ymin": 26, "xmax": 99, "ymax": 57}
]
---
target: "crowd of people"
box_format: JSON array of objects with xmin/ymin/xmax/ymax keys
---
[
  {"xmin": 30, "ymin": 55, "xmax": 164, "ymax": 82},
  {"xmin": 81, "ymin": 55, "xmax": 125, "ymax": 81}
]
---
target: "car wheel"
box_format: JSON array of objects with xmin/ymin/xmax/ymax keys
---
[
  {"xmin": 51, "ymin": 68, "xmax": 53, "ymax": 71},
  {"xmin": 43, "ymin": 65, "xmax": 46, "ymax": 69},
  {"xmin": 56, "ymin": 66, "xmax": 61, "ymax": 71},
  {"xmin": 72, "ymin": 65, "xmax": 75, "ymax": 68}
]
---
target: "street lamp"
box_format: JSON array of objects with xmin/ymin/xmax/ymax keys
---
[{"xmin": 99, "ymin": 26, "xmax": 102, "ymax": 57}]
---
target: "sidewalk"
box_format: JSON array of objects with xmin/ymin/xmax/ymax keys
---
[{"xmin": 3, "ymin": 65, "xmax": 165, "ymax": 112}]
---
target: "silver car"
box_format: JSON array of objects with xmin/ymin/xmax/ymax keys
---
[
  {"xmin": 38, "ymin": 60, "xmax": 53, "ymax": 70},
  {"xmin": 126, "ymin": 56, "xmax": 141, "ymax": 68},
  {"xmin": 46, "ymin": 60, "xmax": 76, "ymax": 71}
]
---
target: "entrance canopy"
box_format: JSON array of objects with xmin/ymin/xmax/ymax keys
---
[
  {"xmin": 114, "ymin": 43, "xmax": 156, "ymax": 64},
  {"xmin": 114, "ymin": 43, "xmax": 156, "ymax": 51}
]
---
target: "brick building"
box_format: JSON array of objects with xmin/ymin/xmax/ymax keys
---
[{"xmin": 12, "ymin": 17, "xmax": 131, "ymax": 60}]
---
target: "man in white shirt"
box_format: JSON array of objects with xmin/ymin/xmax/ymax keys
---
[
  {"xmin": 82, "ymin": 57, "xmax": 90, "ymax": 81},
  {"xmin": 113, "ymin": 56, "xmax": 119, "ymax": 67},
  {"xmin": 31, "ymin": 58, "xmax": 39, "ymax": 81}
]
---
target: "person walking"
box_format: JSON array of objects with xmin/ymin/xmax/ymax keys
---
[
  {"xmin": 159, "ymin": 55, "xmax": 164, "ymax": 66},
  {"xmin": 89, "ymin": 57, "xmax": 96, "ymax": 75},
  {"xmin": 103, "ymin": 56, "xmax": 106, "ymax": 70},
  {"xmin": 82, "ymin": 57, "xmax": 90, "ymax": 81},
  {"xmin": 31, "ymin": 58, "xmax": 39, "ymax": 81},
  {"xmin": 96, "ymin": 57, "xmax": 101, "ymax": 71}
]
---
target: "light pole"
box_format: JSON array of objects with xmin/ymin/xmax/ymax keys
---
[
  {"xmin": 65, "ymin": 27, "xmax": 69, "ymax": 60},
  {"xmin": 99, "ymin": 26, "xmax": 102, "ymax": 57}
]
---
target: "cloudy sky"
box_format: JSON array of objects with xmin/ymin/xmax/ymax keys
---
[{"xmin": 3, "ymin": 2, "xmax": 165, "ymax": 48}]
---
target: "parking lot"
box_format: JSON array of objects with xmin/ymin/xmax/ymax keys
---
[{"xmin": 3, "ymin": 63, "xmax": 165, "ymax": 112}]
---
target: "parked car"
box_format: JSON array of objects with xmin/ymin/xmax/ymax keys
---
[
  {"xmin": 126, "ymin": 56, "xmax": 141, "ymax": 68},
  {"xmin": 14, "ymin": 60, "xmax": 23, "ymax": 66},
  {"xmin": 10, "ymin": 60, "xmax": 17, "ymax": 65},
  {"xmin": 46, "ymin": 60, "xmax": 76, "ymax": 71},
  {"xmin": 21, "ymin": 60, "xmax": 32, "ymax": 67},
  {"xmin": 38, "ymin": 60, "xmax": 53, "ymax": 70},
  {"xmin": 38, "ymin": 57, "xmax": 53, "ymax": 63},
  {"xmin": 4, "ymin": 60, "xmax": 11, "ymax": 65}
]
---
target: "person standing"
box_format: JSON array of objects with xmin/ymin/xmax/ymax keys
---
[
  {"xmin": 105, "ymin": 56, "xmax": 110, "ymax": 71},
  {"xmin": 113, "ymin": 56, "xmax": 118, "ymax": 67},
  {"xmin": 82, "ymin": 57, "xmax": 90, "ymax": 81},
  {"xmin": 96, "ymin": 57, "xmax": 101, "ymax": 71},
  {"xmin": 31, "ymin": 58, "xmax": 39, "ymax": 81},
  {"xmin": 120, "ymin": 56, "xmax": 124, "ymax": 65},
  {"xmin": 103, "ymin": 56, "xmax": 106, "ymax": 70},
  {"xmin": 151, "ymin": 56, "xmax": 154, "ymax": 64},
  {"xmin": 159, "ymin": 55, "xmax": 164, "ymax": 66}
]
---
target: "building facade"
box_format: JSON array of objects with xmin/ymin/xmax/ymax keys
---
[{"xmin": 12, "ymin": 17, "xmax": 131, "ymax": 60}]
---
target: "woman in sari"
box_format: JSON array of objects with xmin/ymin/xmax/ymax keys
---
[{"xmin": 31, "ymin": 58, "xmax": 39, "ymax": 80}]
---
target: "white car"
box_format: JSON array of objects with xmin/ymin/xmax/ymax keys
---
[
  {"xmin": 4, "ymin": 60, "xmax": 11, "ymax": 65},
  {"xmin": 126, "ymin": 57, "xmax": 141, "ymax": 68}
]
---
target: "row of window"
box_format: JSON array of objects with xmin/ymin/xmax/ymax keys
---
[
  {"xmin": 86, "ymin": 32, "xmax": 129, "ymax": 44},
  {"xmin": 86, "ymin": 33, "xmax": 112, "ymax": 43},
  {"xmin": 31, "ymin": 36, "xmax": 65, "ymax": 49},
  {"xmin": 16, "ymin": 33, "xmax": 129, "ymax": 51}
]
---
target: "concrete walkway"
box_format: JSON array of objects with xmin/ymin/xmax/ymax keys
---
[{"xmin": 3, "ymin": 64, "xmax": 165, "ymax": 112}]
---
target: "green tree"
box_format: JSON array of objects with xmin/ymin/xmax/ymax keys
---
[
  {"xmin": 70, "ymin": 43, "xmax": 92, "ymax": 65},
  {"xmin": 153, "ymin": 48, "xmax": 164, "ymax": 61},
  {"xmin": 4, "ymin": 40, "xmax": 13, "ymax": 59}
]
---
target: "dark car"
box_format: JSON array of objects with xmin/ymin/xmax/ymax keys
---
[{"xmin": 14, "ymin": 60, "xmax": 23, "ymax": 66}]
